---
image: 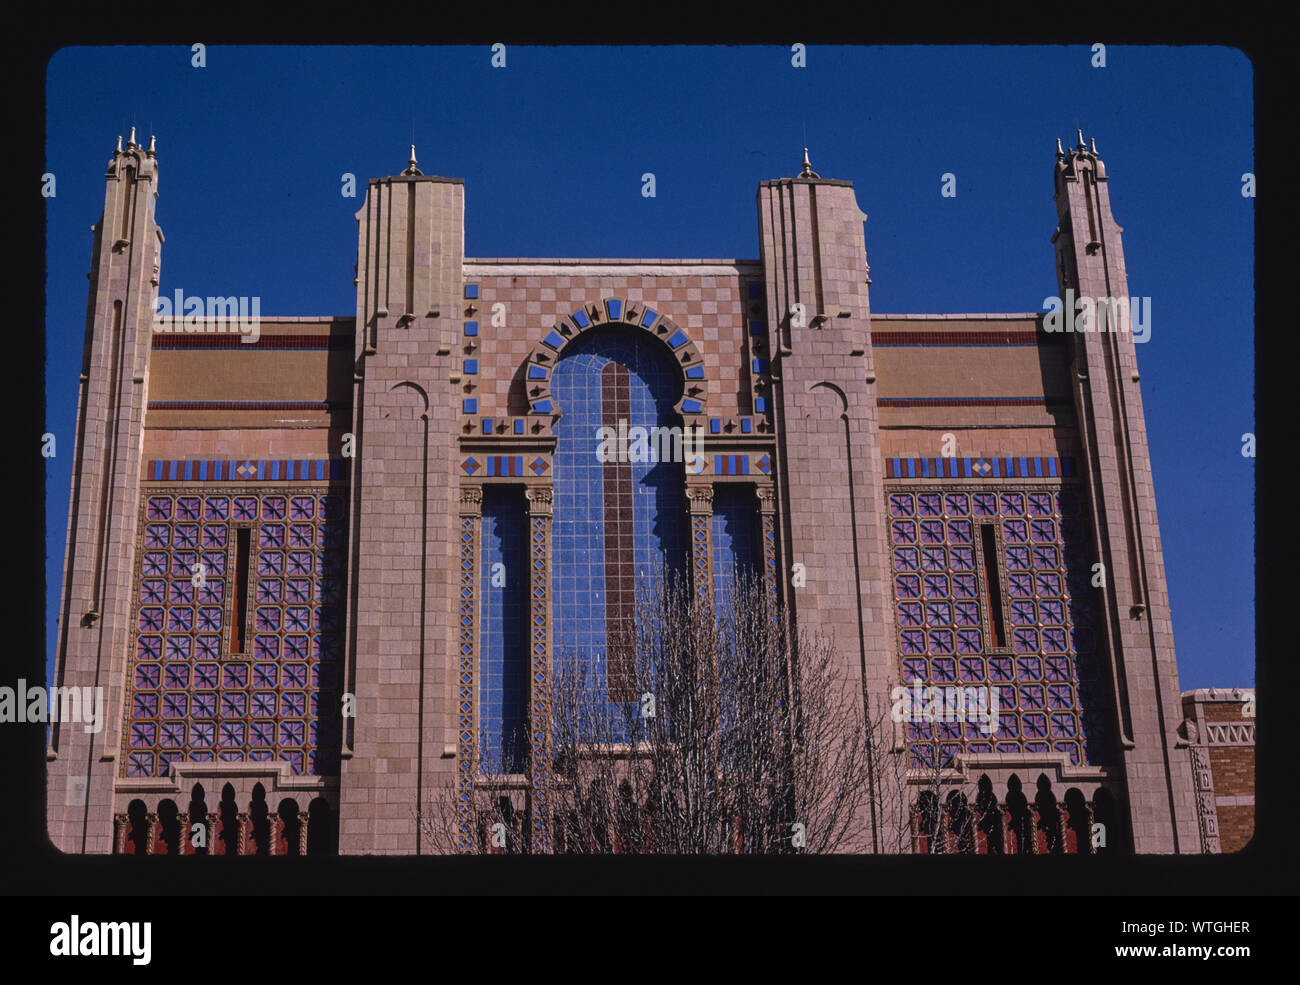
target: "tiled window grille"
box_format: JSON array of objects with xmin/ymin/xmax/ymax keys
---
[
  {"xmin": 126, "ymin": 489, "xmax": 346, "ymax": 777},
  {"xmin": 888, "ymin": 487, "xmax": 1113, "ymax": 768}
]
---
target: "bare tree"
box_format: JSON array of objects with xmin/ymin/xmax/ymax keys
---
[{"xmin": 424, "ymin": 569, "xmax": 904, "ymax": 854}]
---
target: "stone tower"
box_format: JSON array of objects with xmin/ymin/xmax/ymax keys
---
[
  {"xmin": 1051, "ymin": 131, "xmax": 1198, "ymax": 852},
  {"xmin": 757, "ymin": 150, "xmax": 896, "ymax": 850},
  {"xmin": 338, "ymin": 149, "xmax": 464, "ymax": 853},
  {"xmin": 48, "ymin": 130, "xmax": 162, "ymax": 852}
]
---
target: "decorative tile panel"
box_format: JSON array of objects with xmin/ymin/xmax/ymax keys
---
[
  {"xmin": 887, "ymin": 486, "xmax": 1112, "ymax": 769},
  {"xmin": 551, "ymin": 327, "xmax": 688, "ymax": 727},
  {"xmin": 124, "ymin": 488, "xmax": 346, "ymax": 778}
]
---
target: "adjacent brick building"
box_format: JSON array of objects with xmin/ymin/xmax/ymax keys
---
[
  {"xmin": 1181, "ymin": 688, "xmax": 1256, "ymax": 853},
  {"xmin": 47, "ymin": 130, "xmax": 1227, "ymax": 854}
]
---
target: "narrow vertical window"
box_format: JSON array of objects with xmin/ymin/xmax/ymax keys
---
[
  {"xmin": 711, "ymin": 484, "xmax": 761, "ymax": 606},
  {"xmin": 232, "ymin": 527, "xmax": 251, "ymax": 655},
  {"xmin": 480, "ymin": 487, "xmax": 528, "ymax": 774},
  {"xmin": 979, "ymin": 524, "xmax": 1006, "ymax": 648}
]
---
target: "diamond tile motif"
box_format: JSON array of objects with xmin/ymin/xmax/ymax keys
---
[
  {"xmin": 888, "ymin": 486, "xmax": 1108, "ymax": 769},
  {"xmin": 124, "ymin": 489, "xmax": 345, "ymax": 778}
]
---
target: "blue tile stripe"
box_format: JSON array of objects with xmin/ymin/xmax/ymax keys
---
[
  {"xmin": 145, "ymin": 458, "xmax": 347, "ymax": 483},
  {"xmin": 885, "ymin": 456, "xmax": 1076, "ymax": 479},
  {"xmin": 713, "ymin": 454, "xmax": 750, "ymax": 476},
  {"xmin": 477, "ymin": 417, "xmax": 533, "ymax": 437},
  {"xmin": 484, "ymin": 456, "xmax": 524, "ymax": 478}
]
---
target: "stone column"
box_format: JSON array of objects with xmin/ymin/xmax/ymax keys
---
[
  {"xmin": 757, "ymin": 485, "xmax": 779, "ymax": 603},
  {"xmin": 525, "ymin": 486, "xmax": 553, "ymax": 852},
  {"xmin": 455, "ymin": 486, "xmax": 482, "ymax": 852},
  {"xmin": 687, "ymin": 485, "xmax": 715, "ymax": 610}
]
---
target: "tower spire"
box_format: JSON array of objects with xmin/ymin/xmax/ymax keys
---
[
  {"xmin": 799, "ymin": 146, "xmax": 819, "ymax": 179},
  {"xmin": 402, "ymin": 144, "xmax": 423, "ymax": 176}
]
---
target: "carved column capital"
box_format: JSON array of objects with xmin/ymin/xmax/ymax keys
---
[
  {"xmin": 459, "ymin": 485, "xmax": 483, "ymax": 516},
  {"xmin": 687, "ymin": 484, "xmax": 714, "ymax": 515},
  {"xmin": 525, "ymin": 485, "xmax": 553, "ymax": 516}
]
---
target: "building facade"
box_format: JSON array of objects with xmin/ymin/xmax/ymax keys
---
[
  {"xmin": 47, "ymin": 131, "xmax": 1209, "ymax": 855},
  {"xmin": 1181, "ymin": 687, "xmax": 1256, "ymax": 854}
]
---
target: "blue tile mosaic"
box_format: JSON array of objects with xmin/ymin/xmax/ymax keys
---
[
  {"xmin": 551, "ymin": 327, "xmax": 688, "ymax": 729},
  {"xmin": 712, "ymin": 485, "xmax": 761, "ymax": 608},
  {"xmin": 479, "ymin": 487, "xmax": 528, "ymax": 774}
]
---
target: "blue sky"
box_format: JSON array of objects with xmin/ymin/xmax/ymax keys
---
[{"xmin": 44, "ymin": 45, "xmax": 1253, "ymax": 691}]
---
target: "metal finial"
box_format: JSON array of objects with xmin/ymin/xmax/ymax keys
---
[
  {"xmin": 1056, "ymin": 137, "xmax": 1064, "ymax": 158},
  {"xmin": 799, "ymin": 146, "xmax": 819, "ymax": 179},
  {"xmin": 115, "ymin": 135, "xmax": 123, "ymax": 154},
  {"xmin": 128, "ymin": 125, "xmax": 136, "ymax": 148},
  {"xmin": 402, "ymin": 144, "xmax": 423, "ymax": 176},
  {"xmin": 1089, "ymin": 136, "xmax": 1097, "ymax": 154},
  {"xmin": 1076, "ymin": 128, "xmax": 1085, "ymax": 150},
  {"xmin": 147, "ymin": 134, "xmax": 157, "ymax": 156}
]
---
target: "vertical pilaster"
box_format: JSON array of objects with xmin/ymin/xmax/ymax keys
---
[
  {"xmin": 524, "ymin": 486, "xmax": 553, "ymax": 852},
  {"xmin": 687, "ymin": 485, "xmax": 715, "ymax": 608},
  {"xmin": 456, "ymin": 487, "xmax": 481, "ymax": 851},
  {"xmin": 1188, "ymin": 732, "xmax": 1220, "ymax": 854},
  {"xmin": 1052, "ymin": 133, "xmax": 1197, "ymax": 853},
  {"xmin": 757, "ymin": 485, "xmax": 779, "ymax": 603},
  {"xmin": 48, "ymin": 132, "xmax": 162, "ymax": 853}
]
